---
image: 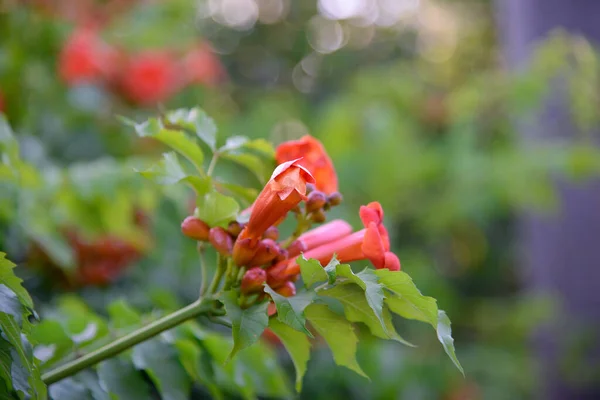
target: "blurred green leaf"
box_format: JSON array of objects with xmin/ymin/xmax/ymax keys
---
[
  {"xmin": 165, "ymin": 108, "xmax": 217, "ymax": 151},
  {"xmin": 174, "ymin": 338, "xmax": 223, "ymax": 399},
  {"xmin": 152, "ymin": 129, "xmax": 205, "ymax": 173},
  {"xmin": 215, "ymin": 182, "xmax": 258, "ymax": 206},
  {"xmin": 219, "ymin": 136, "xmax": 248, "ymax": 153},
  {"xmin": 138, "ymin": 152, "xmax": 210, "ymax": 195},
  {"xmin": 437, "ymin": 310, "xmax": 464, "ymax": 375},
  {"xmin": 222, "ymin": 152, "xmax": 270, "ymax": 184},
  {"xmin": 48, "ymin": 378, "xmax": 89, "ymax": 400},
  {"xmin": 263, "ymin": 285, "xmax": 314, "ymax": 336},
  {"xmin": 30, "ymin": 320, "xmax": 73, "ymax": 368},
  {"xmin": 132, "ymin": 339, "xmax": 191, "ymax": 400},
  {"xmin": 305, "ymin": 304, "xmax": 368, "ymax": 379},
  {"xmin": 98, "ymin": 358, "xmax": 153, "ymax": 400},
  {"xmin": 220, "ymin": 291, "xmax": 269, "ymax": 362},
  {"xmin": 268, "ymin": 318, "xmax": 311, "ymax": 392},
  {"xmin": 107, "ymin": 300, "xmax": 142, "ymax": 332},
  {"xmin": 0, "ymin": 253, "xmax": 35, "ymax": 312},
  {"xmin": 195, "ymin": 191, "xmax": 239, "ymax": 227}
]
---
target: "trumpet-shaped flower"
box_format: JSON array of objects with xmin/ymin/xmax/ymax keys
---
[
  {"xmin": 275, "ymin": 135, "xmax": 338, "ymax": 194},
  {"xmin": 233, "ymin": 159, "xmax": 314, "ymax": 265}
]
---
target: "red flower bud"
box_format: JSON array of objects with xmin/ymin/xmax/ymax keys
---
[
  {"xmin": 286, "ymin": 240, "xmax": 307, "ymax": 258},
  {"xmin": 275, "ymin": 281, "xmax": 296, "ymax": 297},
  {"xmin": 241, "ymin": 267, "xmax": 267, "ymax": 294},
  {"xmin": 232, "ymin": 237, "xmax": 256, "ymax": 266},
  {"xmin": 249, "ymin": 239, "xmax": 279, "ymax": 267},
  {"xmin": 306, "ymin": 191, "xmax": 327, "ymax": 212},
  {"xmin": 181, "ymin": 216, "xmax": 210, "ymax": 241},
  {"xmin": 209, "ymin": 227, "xmax": 233, "ymax": 256},
  {"xmin": 327, "ymin": 192, "xmax": 343, "ymax": 206},
  {"xmin": 263, "ymin": 226, "xmax": 279, "ymax": 241}
]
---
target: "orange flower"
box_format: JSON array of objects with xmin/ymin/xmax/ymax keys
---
[
  {"xmin": 233, "ymin": 159, "xmax": 315, "ymax": 265},
  {"xmin": 295, "ymin": 219, "xmax": 353, "ymax": 254},
  {"xmin": 276, "ymin": 201, "xmax": 400, "ymax": 280},
  {"xmin": 275, "ymin": 135, "xmax": 338, "ymax": 194}
]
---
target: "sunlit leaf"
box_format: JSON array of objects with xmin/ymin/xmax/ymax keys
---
[
  {"xmin": 195, "ymin": 191, "xmax": 239, "ymax": 227},
  {"xmin": 268, "ymin": 319, "xmax": 311, "ymax": 392},
  {"xmin": 298, "ymin": 256, "xmax": 328, "ymax": 288},
  {"xmin": 437, "ymin": 310, "xmax": 464, "ymax": 375},
  {"xmin": 304, "ymin": 304, "xmax": 368, "ymax": 379}
]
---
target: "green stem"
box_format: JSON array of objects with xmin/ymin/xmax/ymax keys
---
[
  {"xmin": 197, "ymin": 244, "xmax": 207, "ymax": 296},
  {"xmin": 42, "ymin": 298, "xmax": 214, "ymax": 385},
  {"xmin": 207, "ymin": 255, "xmax": 226, "ymax": 294},
  {"xmin": 206, "ymin": 152, "xmax": 220, "ymax": 176}
]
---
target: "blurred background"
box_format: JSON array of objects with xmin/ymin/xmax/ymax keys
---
[{"xmin": 2, "ymin": 0, "xmax": 600, "ymax": 399}]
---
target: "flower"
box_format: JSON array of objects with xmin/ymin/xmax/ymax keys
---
[
  {"xmin": 120, "ymin": 51, "xmax": 181, "ymax": 105},
  {"xmin": 232, "ymin": 159, "xmax": 315, "ymax": 265},
  {"xmin": 275, "ymin": 135, "xmax": 338, "ymax": 194},
  {"xmin": 182, "ymin": 43, "xmax": 224, "ymax": 87},
  {"xmin": 59, "ymin": 26, "xmax": 117, "ymax": 85},
  {"xmin": 294, "ymin": 219, "xmax": 353, "ymax": 255},
  {"xmin": 277, "ymin": 201, "xmax": 400, "ymax": 280}
]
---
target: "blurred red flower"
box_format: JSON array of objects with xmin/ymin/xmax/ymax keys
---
[
  {"xmin": 120, "ymin": 51, "xmax": 181, "ymax": 105},
  {"xmin": 58, "ymin": 26, "xmax": 118, "ymax": 85},
  {"xmin": 182, "ymin": 43, "xmax": 225, "ymax": 87}
]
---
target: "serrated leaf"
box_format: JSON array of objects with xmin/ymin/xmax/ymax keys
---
[
  {"xmin": 268, "ymin": 319, "xmax": 311, "ymax": 392},
  {"xmin": 0, "ymin": 253, "xmax": 33, "ymax": 311},
  {"xmin": 98, "ymin": 358, "xmax": 152, "ymax": 400},
  {"xmin": 319, "ymin": 283, "xmax": 413, "ymax": 346},
  {"xmin": 335, "ymin": 265, "xmax": 386, "ymax": 332},
  {"xmin": 298, "ymin": 257, "xmax": 328, "ymax": 288},
  {"xmin": 48, "ymin": 378, "xmax": 89, "ymax": 400},
  {"xmin": 0, "ymin": 285, "xmax": 24, "ymax": 326},
  {"xmin": 107, "ymin": 300, "xmax": 141, "ymax": 332},
  {"xmin": 263, "ymin": 285, "xmax": 314, "ymax": 336},
  {"xmin": 437, "ymin": 310, "xmax": 464, "ymax": 375},
  {"xmin": 220, "ymin": 291, "xmax": 269, "ymax": 362},
  {"xmin": 195, "ymin": 191, "xmax": 239, "ymax": 227},
  {"xmin": 174, "ymin": 339, "xmax": 223, "ymax": 399},
  {"xmin": 304, "ymin": 304, "xmax": 368, "ymax": 379},
  {"xmin": 323, "ymin": 257, "xmax": 340, "ymax": 284},
  {"xmin": 132, "ymin": 339, "xmax": 191, "ymax": 400},
  {"xmin": 375, "ymin": 269, "xmax": 438, "ymax": 326},
  {"xmin": 222, "ymin": 153, "xmax": 270, "ymax": 184},
  {"xmin": 152, "ymin": 129, "xmax": 205, "ymax": 172}
]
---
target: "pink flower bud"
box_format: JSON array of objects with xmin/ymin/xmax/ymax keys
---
[
  {"xmin": 241, "ymin": 267, "xmax": 267, "ymax": 294},
  {"xmin": 181, "ymin": 216, "xmax": 210, "ymax": 241}
]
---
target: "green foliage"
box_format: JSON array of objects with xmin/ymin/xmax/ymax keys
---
[{"xmin": 0, "ymin": 253, "xmax": 47, "ymax": 399}]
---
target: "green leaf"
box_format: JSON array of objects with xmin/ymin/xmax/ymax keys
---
[
  {"xmin": 0, "ymin": 253, "xmax": 33, "ymax": 312},
  {"xmin": 336, "ymin": 265, "xmax": 386, "ymax": 331},
  {"xmin": 263, "ymin": 286, "xmax": 314, "ymax": 336},
  {"xmin": 138, "ymin": 152, "xmax": 211, "ymax": 195},
  {"xmin": 221, "ymin": 153, "xmax": 270, "ymax": 184},
  {"xmin": 304, "ymin": 304, "xmax": 368, "ymax": 379},
  {"xmin": 215, "ymin": 182, "xmax": 258, "ymax": 205},
  {"xmin": 298, "ymin": 256, "xmax": 328, "ymax": 288},
  {"xmin": 437, "ymin": 310, "xmax": 464, "ymax": 375},
  {"xmin": 132, "ymin": 339, "xmax": 191, "ymax": 400},
  {"xmin": 30, "ymin": 320, "xmax": 73, "ymax": 367},
  {"xmin": 48, "ymin": 378, "xmax": 89, "ymax": 400},
  {"xmin": 74, "ymin": 370, "xmax": 110, "ymax": 400},
  {"xmin": 152, "ymin": 129, "xmax": 205, "ymax": 172},
  {"xmin": 220, "ymin": 291, "xmax": 269, "ymax": 362},
  {"xmin": 236, "ymin": 340, "xmax": 292, "ymax": 399},
  {"xmin": 323, "ymin": 257, "xmax": 340, "ymax": 284},
  {"xmin": 0, "ymin": 315, "xmax": 46, "ymax": 399},
  {"xmin": 375, "ymin": 269, "xmax": 438, "ymax": 326},
  {"xmin": 174, "ymin": 339, "xmax": 223, "ymax": 399},
  {"xmin": 0, "ymin": 285, "xmax": 24, "ymax": 326},
  {"xmin": 219, "ymin": 136, "xmax": 248, "ymax": 153},
  {"xmin": 319, "ymin": 283, "xmax": 413, "ymax": 346},
  {"xmin": 98, "ymin": 358, "xmax": 153, "ymax": 400},
  {"xmin": 56, "ymin": 297, "xmax": 109, "ymax": 348},
  {"xmin": 268, "ymin": 319, "xmax": 311, "ymax": 392},
  {"xmin": 195, "ymin": 191, "xmax": 239, "ymax": 227},
  {"xmin": 107, "ymin": 300, "xmax": 142, "ymax": 332},
  {"xmin": 243, "ymin": 139, "xmax": 275, "ymax": 157}
]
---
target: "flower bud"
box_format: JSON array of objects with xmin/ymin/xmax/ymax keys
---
[
  {"xmin": 275, "ymin": 281, "xmax": 296, "ymax": 297},
  {"xmin": 310, "ymin": 209, "xmax": 327, "ymax": 223},
  {"xmin": 227, "ymin": 221, "xmax": 244, "ymax": 237},
  {"xmin": 241, "ymin": 267, "xmax": 267, "ymax": 294},
  {"xmin": 287, "ymin": 239, "xmax": 307, "ymax": 258},
  {"xmin": 232, "ymin": 236, "xmax": 258, "ymax": 266},
  {"xmin": 263, "ymin": 226, "xmax": 279, "ymax": 241},
  {"xmin": 327, "ymin": 192, "xmax": 343, "ymax": 206},
  {"xmin": 275, "ymin": 247, "xmax": 289, "ymax": 262},
  {"xmin": 209, "ymin": 227, "xmax": 233, "ymax": 256},
  {"xmin": 249, "ymin": 239, "xmax": 279, "ymax": 267},
  {"xmin": 306, "ymin": 183, "xmax": 316, "ymax": 194},
  {"xmin": 181, "ymin": 216, "xmax": 210, "ymax": 241},
  {"xmin": 306, "ymin": 191, "xmax": 327, "ymax": 213}
]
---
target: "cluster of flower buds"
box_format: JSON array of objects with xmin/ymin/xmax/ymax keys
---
[
  {"xmin": 59, "ymin": 26, "xmax": 224, "ymax": 105},
  {"xmin": 181, "ymin": 135, "xmax": 401, "ymax": 309}
]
